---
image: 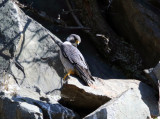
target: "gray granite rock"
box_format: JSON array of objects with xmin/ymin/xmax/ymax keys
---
[
  {"xmin": 0, "ymin": 93, "xmax": 77, "ymax": 119},
  {"xmin": 0, "ymin": 96, "xmax": 43, "ymax": 119},
  {"xmin": 0, "ymin": 0, "xmax": 64, "ymax": 94},
  {"xmin": 84, "ymin": 89, "xmax": 151, "ymax": 119},
  {"xmin": 16, "ymin": 102, "xmax": 43, "ymax": 119},
  {"xmin": 153, "ymin": 61, "xmax": 160, "ymax": 81},
  {"xmin": 60, "ymin": 77, "xmax": 111, "ymax": 112}
]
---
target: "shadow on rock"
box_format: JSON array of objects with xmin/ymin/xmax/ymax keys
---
[{"xmin": 139, "ymin": 82, "xmax": 159, "ymax": 117}]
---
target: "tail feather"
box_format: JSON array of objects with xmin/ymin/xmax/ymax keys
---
[
  {"xmin": 75, "ymin": 65, "xmax": 94, "ymax": 86},
  {"xmin": 81, "ymin": 75, "xmax": 94, "ymax": 86}
]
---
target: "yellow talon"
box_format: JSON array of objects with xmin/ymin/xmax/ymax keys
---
[
  {"xmin": 63, "ymin": 72, "xmax": 70, "ymax": 80},
  {"xmin": 63, "ymin": 70, "xmax": 75, "ymax": 80}
]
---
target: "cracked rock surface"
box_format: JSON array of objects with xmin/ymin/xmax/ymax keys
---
[{"xmin": 0, "ymin": 0, "xmax": 64, "ymax": 93}]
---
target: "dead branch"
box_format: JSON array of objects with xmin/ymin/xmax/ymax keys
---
[
  {"xmin": 96, "ymin": 34, "xmax": 109, "ymax": 44},
  {"xmin": 96, "ymin": 34, "xmax": 111, "ymax": 53},
  {"xmin": 65, "ymin": 0, "xmax": 83, "ymax": 27}
]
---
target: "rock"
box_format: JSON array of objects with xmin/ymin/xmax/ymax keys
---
[
  {"xmin": 0, "ymin": 62, "xmax": 77, "ymax": 119},
  {"xmin": 144, "ymin": 68, "xmax": 158, "ymax": 88},
  {"xmin": 16, "ymin": 87, "xmax": 77, "ymax": 119},
  {"xmin": 84, "ymin": 89, "xmax": 151, "ymax": 119},
  {"xmin": 0, "ymin": 82, "xmax": 78, "ymax": 119},
  {"xmin": 144, "ymin": 61, "xmax": 160, "ymax": 89},
  {"xmin": 0, "ymin": 0, "xmax": 158, "ymax": 118},
  {"xmin": 108, "ymin": 0, "xmax": 160, "ymax": 67},
  {"xmin": 0, "ymin": 0, "xmax": 64, "ymax": 94},
  {"xmin": 0, "ymin": 96, "xmax": 18, "ymax": 119},
  {"xmin": 153, "ymin": 61, "xmax": 160, "ymax": 80},
  {"xmin": 0, "ymin": 93, "xmax": 77, "ymax": 119},
  {"xmin": 34, "ymin": 101, "xmax": 78, "ymax": 119},
  {"xmin": 0, "ymin": 96, "xmax": 43, "ymax": 119},
  {"xmin": 60, "ymin": 76, "xmax": 158, "ymax": 116},
  {"xmin": 60, "ymin": 77, "xmax": 111, "ymax": 113},
  {"xmin": 16, "ymin": 102, "xmax": 43, "ymax": 119},
  {"xmin": 15, "ymin": 89, "xmax": 78, "ymax": 119}
]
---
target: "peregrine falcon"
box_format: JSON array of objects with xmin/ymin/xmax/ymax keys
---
[{"xmin": 60, "ymin": 34, "xmax": 95, "ymax": 86}]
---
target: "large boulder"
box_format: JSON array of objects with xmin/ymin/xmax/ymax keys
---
[
  {"xmin": 0, "ymin": 0, "xmax": 64, "ymax": 93},
  {"xmin": 84, "ymin": 89, "xmax": 151, "ymax": 119},
  {"xmin": 60, "ymin": 76, "xmax": 158, "ymax": 117},
  {"xmin": 108, "ymin": 0, "xmax": 160, "ymax": 67}
]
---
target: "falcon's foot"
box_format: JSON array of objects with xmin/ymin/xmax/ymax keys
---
[
  {"xmin": 63, "ymin": 70, "xmax": 75, "ymax": 80},
  {"xmin": 63, "ymin": 73, "xmax": 70, "ymax": 80}
]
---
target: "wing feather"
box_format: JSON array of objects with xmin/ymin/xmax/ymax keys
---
[{"xmin": 61, "ymin": 43, "xmax": 88, "ymax": 69}]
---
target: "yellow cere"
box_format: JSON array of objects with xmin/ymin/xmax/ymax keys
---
[{"xmin": 76, "ymin": 40, "xmax": 80, "ymax": 45}]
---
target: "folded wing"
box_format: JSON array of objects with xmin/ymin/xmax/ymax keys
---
[{"xmin": 61, "ymin": 44, "xmax": 94, "ymax": 85}]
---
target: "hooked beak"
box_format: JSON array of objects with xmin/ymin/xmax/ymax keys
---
[{"xmin": 76, "ymin": 40, "xmax": 80, "ymax": 45}]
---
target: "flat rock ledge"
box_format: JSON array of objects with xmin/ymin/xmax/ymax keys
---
[
  {"xmin": 60, "ymin": 77, "xmax": 111, "ymax": 112},
  {"xmin": 60, "ymin": 76, "xmax": 158, "ymax": 117}
]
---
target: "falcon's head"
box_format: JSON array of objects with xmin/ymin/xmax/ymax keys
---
[{"xmin": 66, "ymin": 34, "xmax": 81, "ymax": 47}]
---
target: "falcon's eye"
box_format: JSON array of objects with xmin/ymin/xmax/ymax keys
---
[{"xmin": 70, "ymin": 39, "xmax": 76, "ymax": 43}]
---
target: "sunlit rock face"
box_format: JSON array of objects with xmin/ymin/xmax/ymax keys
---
[{"xmin": 0, "ymin": 0, "xmax": 64, "ymax": 93}]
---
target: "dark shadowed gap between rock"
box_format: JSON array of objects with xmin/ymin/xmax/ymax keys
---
[
  {"xmin": 59, "ymin": 82, "xmax": 111, "ymax": 118},
  {"xmin": 34, "ymin": 102, "xmax": 52, "ymax": 119}
]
